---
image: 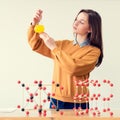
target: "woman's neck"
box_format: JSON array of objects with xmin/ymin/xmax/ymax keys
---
[{"xmin": 76, "ymin": 34, "xmax": 88, "ymax": 44}]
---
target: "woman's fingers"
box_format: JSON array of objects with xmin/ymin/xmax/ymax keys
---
[{"xmin": 32, "ymin": 9, "xmax": 43, "ymax": 25}]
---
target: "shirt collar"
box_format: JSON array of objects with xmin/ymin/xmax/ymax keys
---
[{"xmin": 73, "ymin": 38, "xmax": 90, "ymax": 47}]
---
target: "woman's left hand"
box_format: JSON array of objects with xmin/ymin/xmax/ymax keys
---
[{"xmin": 39, "ymin": 33, "xmax": 57, "ymax": 50}]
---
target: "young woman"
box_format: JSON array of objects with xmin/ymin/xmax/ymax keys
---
[{"xmin": 27, "ymin": 9, "xmax": 103, "ymax": 110}]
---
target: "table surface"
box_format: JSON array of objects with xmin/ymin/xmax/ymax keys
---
[{"xmin": 0, "ymin": 109, "xmax": 120, "ymax": 120}]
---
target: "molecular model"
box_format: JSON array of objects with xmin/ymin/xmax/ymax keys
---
[
  {"xmin": 72, "ymin": 79, "xmax": 114, "ymax": 117},
  {"xmin": 17, "ymin": 79, "xmax": 114, "ymax": 117},
  {"xmin": 17, "ymin": 80, "xmax": 64, "ymax": 116},
  {"xmin": 87, "ymin": 79, "xmax": 114, "ymax": 116}
]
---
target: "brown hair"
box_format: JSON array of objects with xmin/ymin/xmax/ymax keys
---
[{"xmin": 75, "ymin": 9, "xmax": 103, "ymax": 67}]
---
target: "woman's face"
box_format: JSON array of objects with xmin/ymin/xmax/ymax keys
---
[{"xmin": 73, "ymin": 12, "xmax": 91, "ymax": 36}]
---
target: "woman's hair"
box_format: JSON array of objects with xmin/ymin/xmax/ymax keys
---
[{"xmin": 75, "ymin": 9, "xmax": 103, "ymax": 67}]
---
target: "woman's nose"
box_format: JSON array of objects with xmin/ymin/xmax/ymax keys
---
[{"xmin": 74, "ymin": 21, "xmax": 79, "ymax": 26}]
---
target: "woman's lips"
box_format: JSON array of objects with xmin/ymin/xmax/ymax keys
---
[
  {"xmin": 73, "ymin": 26, "xmax": 77, "ymax": 30},
  {"xmin": 73, "ymin": 25, "xmax": 77, "ymax": 29}
]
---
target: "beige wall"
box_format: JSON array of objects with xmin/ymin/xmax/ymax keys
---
[{"xmin": 0, "ymin": 0, "xmax": 120, "ymax": 110}]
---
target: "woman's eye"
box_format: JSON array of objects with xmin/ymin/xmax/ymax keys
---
[{"xmin": 80, "ymin": 21, "xmax": 84, "ymax": 24}]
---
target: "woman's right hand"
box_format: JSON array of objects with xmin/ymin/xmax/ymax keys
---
[{"xmin": 32, "ymin": 9, "xmax": 43, "ymax": 25}]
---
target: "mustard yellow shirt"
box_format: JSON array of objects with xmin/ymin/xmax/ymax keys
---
[{"xmin": 27, "ymin": 25, "xmax": 100, "ymax": 103}]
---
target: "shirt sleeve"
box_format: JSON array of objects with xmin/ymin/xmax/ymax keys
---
[
  {"xmin": 52, "ymin": 46, "xmax": 101, "ymax": 76},
  {"xmin": 27, "ymin": 25, "xmax": 53, "ymax": 58}
]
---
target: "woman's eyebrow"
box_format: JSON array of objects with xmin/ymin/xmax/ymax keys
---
[{"xmin": 77, "ymin": 19, "xmax": 87, "ymax": 23}]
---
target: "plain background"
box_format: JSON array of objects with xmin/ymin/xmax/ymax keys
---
[{"xmin": 0, "ymin": 0, "xmax": 120, "ymax": 111}]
